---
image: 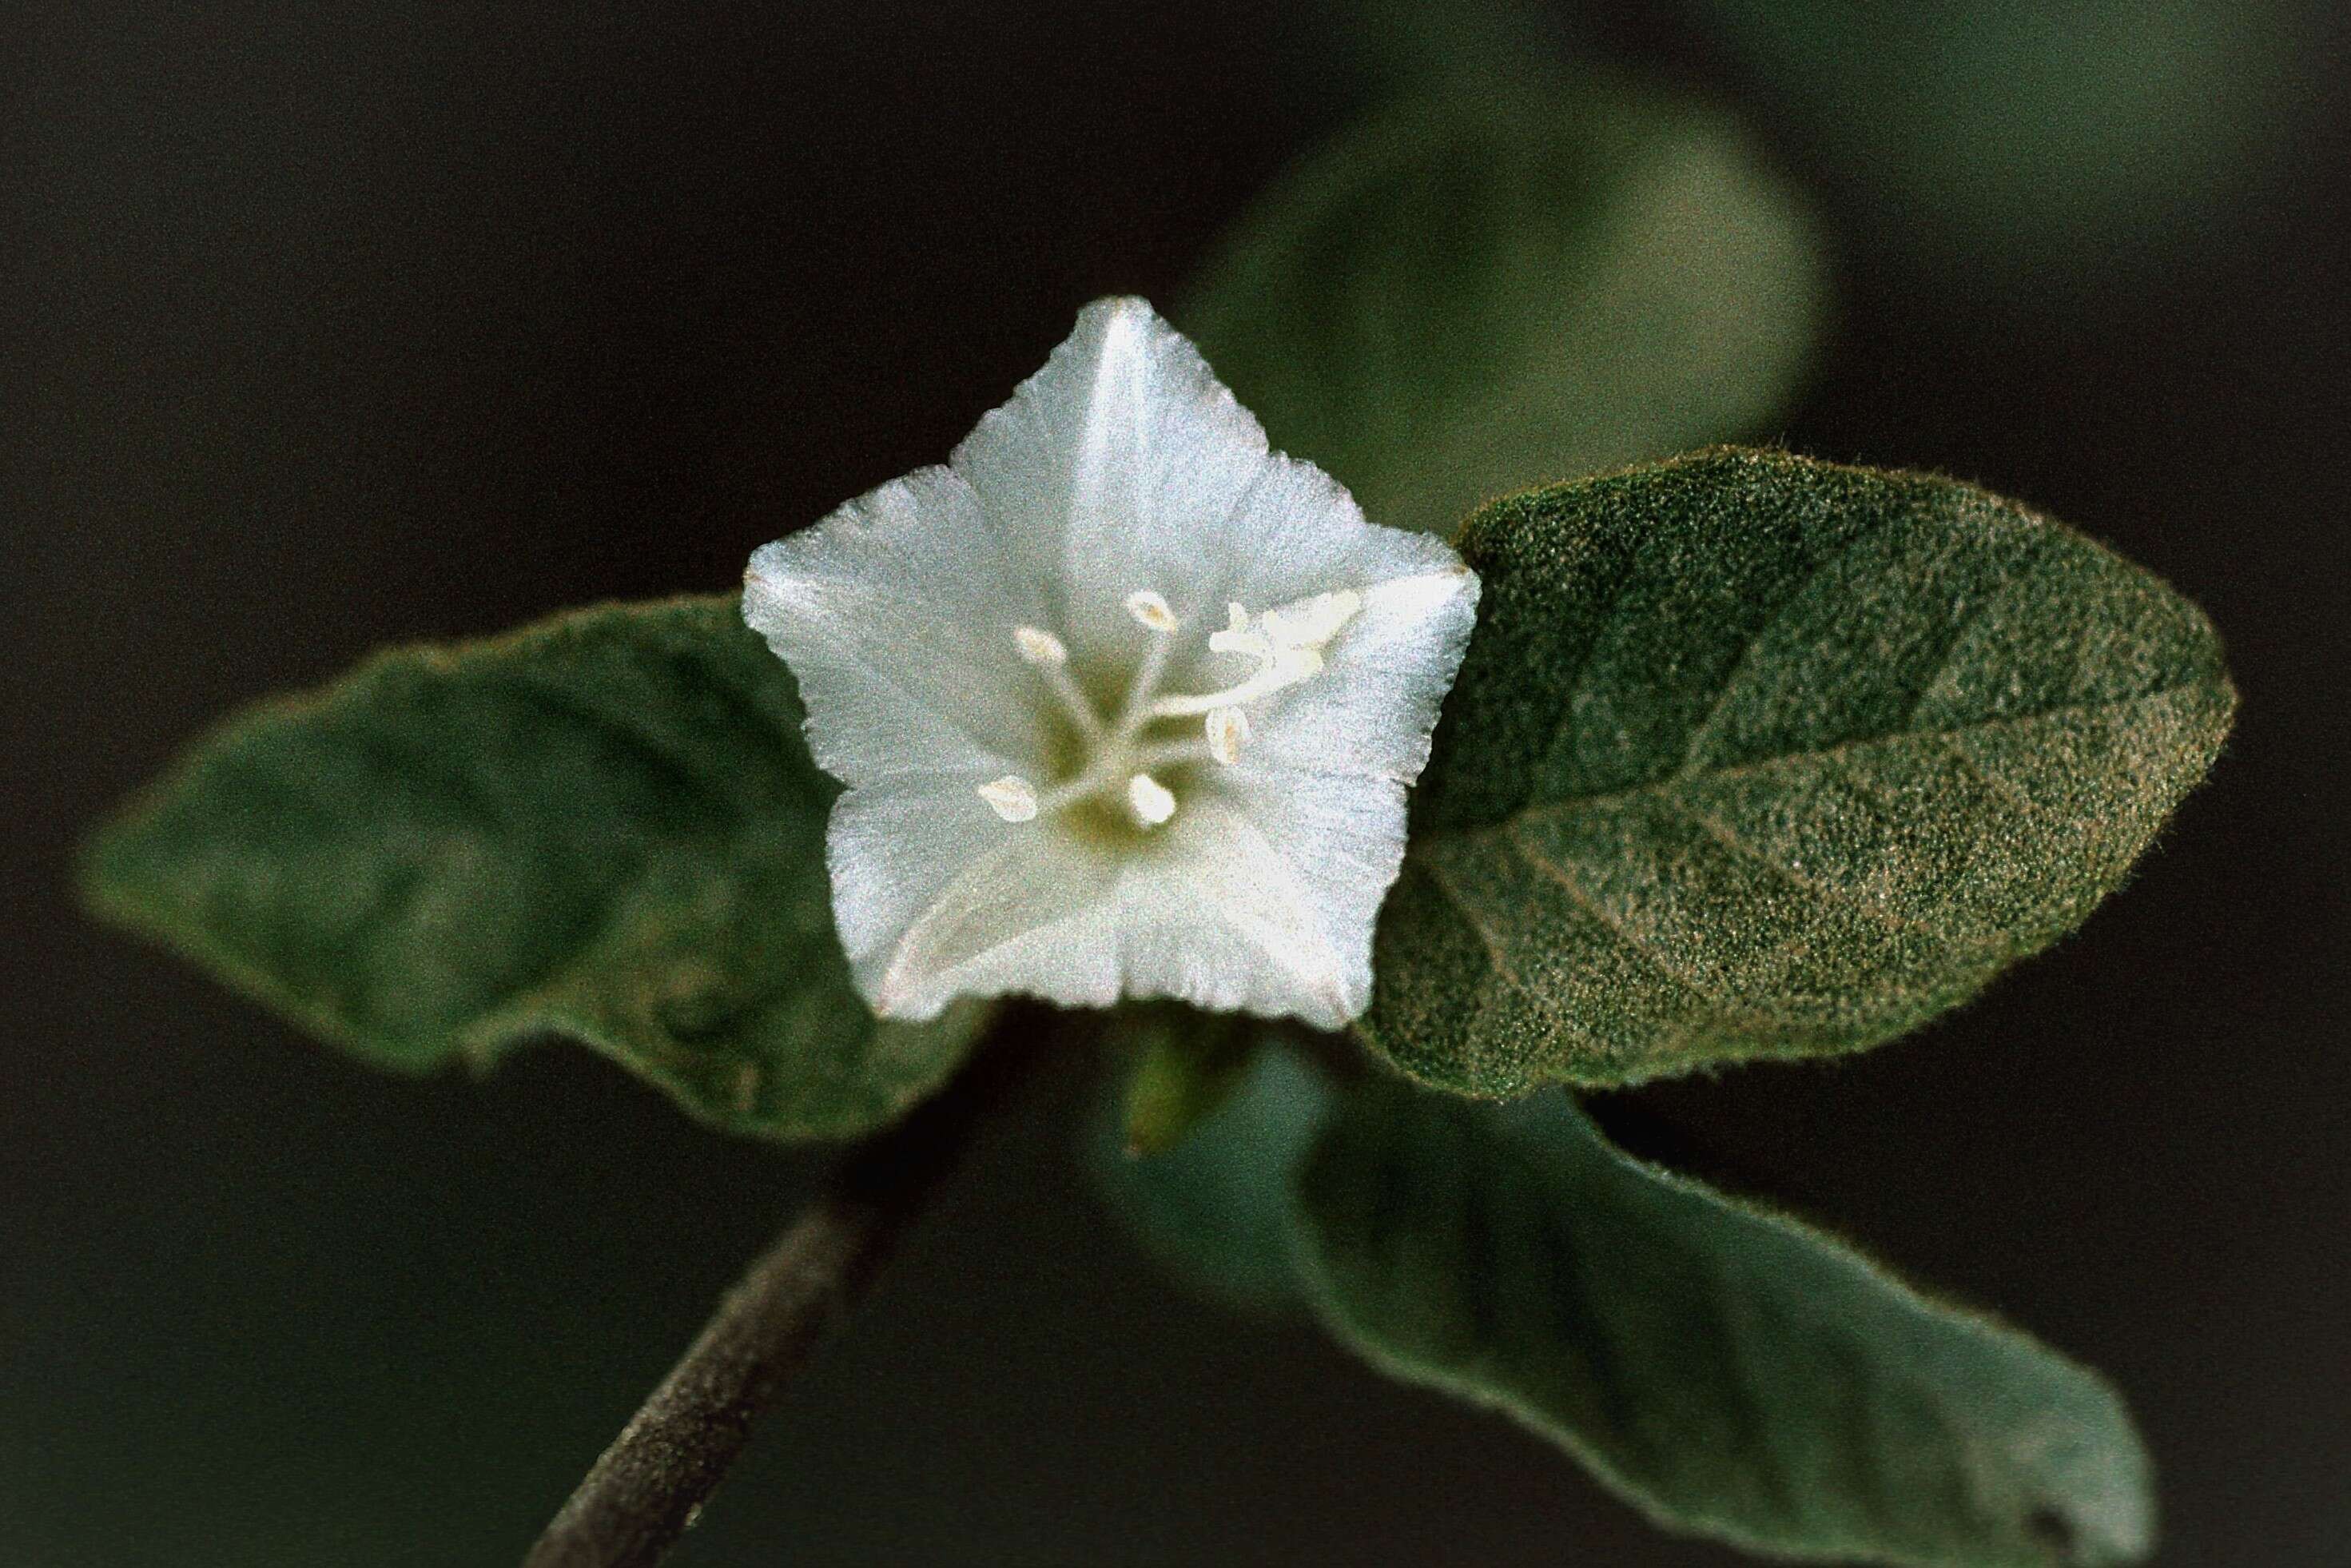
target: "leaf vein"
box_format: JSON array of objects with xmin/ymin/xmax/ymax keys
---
[
  {"xmin": 1666, "ymin": 794, "xmax": 1994, "ymax": 951},
  {"xmin": 1673, "ymin": 513, "xmax": 1903, "ymax": 780},
  {"xmin": 1895, "ymin": 531, "xmax": 2059, "ymax": 731},
  {"xmin": 1528, "ymin": 550, "xmax": 1648, "ymax": 810},
  {"xmin": 1503, "ymin": 826, "xmax": 1748, "ymax": 1018},
  {"xmin": 1414, "ymin": 851, "xmax": 1622, "ymax": 1068},
  {"xmin": 1938, "ymin": 730, "xmax": 2038, "ymax": 817},
  {"xmin": 1482, "ymin": 678, "xmax": 2214, "ymax": 834},
  {"xmin": 1415, "ymin": 853, "xmax": 1526, "ymax": 993}
]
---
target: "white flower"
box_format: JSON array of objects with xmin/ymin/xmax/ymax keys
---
[{"xmin": 743, "ymin": 297, "xmax": 1478, "ymax": 1029}]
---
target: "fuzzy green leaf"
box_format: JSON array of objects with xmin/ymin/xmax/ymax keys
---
[
  {"xmin": 82, "ymin": 596, "xmax": 987, "ymax": 1141},
  {"xmin": 1183, "ymin": 78, "xmax": 1824, "ymax": 534},
  {"xmin": 1087, "ymin": 1025, "xmax": 1332, "ymax": 1310},
  {"xmin": 1362, "ymin": 449, "xmax": 2234, "ymax": 1094},
  {"xmin": 1297, "ymin": 1080, "xmax": 2154, "ymax": 1566}
]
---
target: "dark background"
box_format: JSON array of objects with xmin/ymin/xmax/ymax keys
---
[{"xmin": 6, "ymin": 2, "xmax": 2346, "ymax": 1563}]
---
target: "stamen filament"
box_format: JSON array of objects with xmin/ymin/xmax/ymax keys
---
[
  {"xmin": 1012, "ymin": 624, "xmax": 1104, "ymax": 741},
  {"xmin": 1110, "ymin": 613, "xmax": 1178, "ymax": 739},
  {"xmin": 1040, "ymin": 662, "xmax": 1106, "ymax": 741},
  {"xmin": 1147, "ymin": 647, "xmax": 1322, "ymax": 718},
  {"xmin": 1027, "ymin": 777, "xmax": 1100, "ymax": 818}
]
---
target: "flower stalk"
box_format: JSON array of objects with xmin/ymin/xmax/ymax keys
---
[{"xmin": 520, "ymin": 1019, "xmax": 1048, "ymax": 1568}]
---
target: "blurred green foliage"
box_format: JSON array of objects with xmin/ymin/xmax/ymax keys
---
[
  {"xmin": 1115, "ymin": 1005, "xmax": 1267, "ymax": 1158},
  {"xmin": 1299, "ymin": 1080, "xmax": 2155, "ymax": 1566},
  {"xmin": 1692, "ymin": 0, "xmax": 2334, "ymax": 271},
  {"xmin": 1087, "ymin": 1031, "xmax": 1334, "ymax": 1311},
  {"xmin": 1185, "ymin": 76, "xmax": 1824, "ymax": 534}
]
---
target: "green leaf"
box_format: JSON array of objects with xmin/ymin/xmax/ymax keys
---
[
  {"xmin": 1182, "ymin": 77, "xmax": 1824, "ymax": 535},
  {"xmin": 82, "ymin": 596, "xmax": 988, "ymax": 1141},
  {"xmin": 1363, "ymin": 448, "xmax": 2234, "ymax": 1094},
  {"xmin": 1296, "ymin": 1080, "xmax": 2154, "ymax": 1566},
  {"xmin": 1086, "ymin": 1026, "xmax": 1333, "ymax": 1310}
]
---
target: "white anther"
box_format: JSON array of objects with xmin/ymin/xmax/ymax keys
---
[
  {"xmin": 977, "ymin": 775, "xmax": 1039, "ymax": 822},
  {"xmin": 1127, "ymin": 772, "xmax": 1177, "ymax": 826},
  {"xmin": 1013, "ymin": 625, "xmax": 1068, "ymax": 666},
  {"xmin": 1124, "ymin": 590, "xmax": 1179, "ymax": 632},
  {"xmin": 1205, "ymin": 706, "xmax": 1248, "ymax": 765}
]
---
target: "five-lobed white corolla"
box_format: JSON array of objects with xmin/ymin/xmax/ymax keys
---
[{"xmin": 744, "ymin": 297, "xmax": 1478, "ymax": 1029}]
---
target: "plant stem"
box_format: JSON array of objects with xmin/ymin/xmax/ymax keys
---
[{"xmin": 521, "ymin": 1020, "xmax": 1044, "ymax": 1568}]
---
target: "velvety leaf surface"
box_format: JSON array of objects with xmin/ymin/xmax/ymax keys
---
[
  {"xmin": 1182, "ymin": 77, "xmax": 1823, "ymax": 534},
  {"xmin": 1086, "ymin": 1023, "xmax": 1332, "ymax": 1310},
  {"xmin": 83, "ymin": 596, "xmax": 987, "ymax": 1140},
  {"xmin": 1297, "ymin": 1081, "xmax": 2154, "ymax": 1566},
  {"xmin": 1362, "ymin": 449, "xmax": 2234, "ymax": 1094}
]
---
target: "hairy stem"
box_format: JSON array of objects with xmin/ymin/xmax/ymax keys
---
[{"xmin": 522, "ymin": 1020, "xmax": 1044, "ymax": 1568}]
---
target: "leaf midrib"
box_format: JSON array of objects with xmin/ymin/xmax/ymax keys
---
[
  {"xmin": 1394, "ymin": 675, "xmax": 2225, "ymax": 1050},
  {"xmin": 1420, "ymin": 672, "xmax": 2224, "ymax": 845}
]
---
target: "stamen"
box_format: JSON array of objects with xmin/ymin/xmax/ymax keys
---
[
  {"xmin": 1124, "ymin": 590, "xmax": 1179, "ymax": 632},
  {"xmin": 1205, "ymin": 705, "xmax": 1247, "ymax": 765},
  {"xmin": 1127, "ymin": 772, "xmax": 1177, "ymax": 826},
  {"xmin": 1148, "ymin": 647, "xmax": 1319, "ymax": 718},
  {"xmin": 977, "ymin": 775, "xmax": 1039, "ymax": 822},
  {"xmin": 1025, "ymin": 585, "xmax": 1365, "ymax": 822},
  {"xmin": 1111, "ymin": 589, "xmax": 1179, "ymax": 737},
  {"xmin": 1013, "ymin": 625, "xmax": 1068, "ymax": 665},
  {"xmin": 1013, "ymin": 622, "xmax": 1104, "ymax": 740}
]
